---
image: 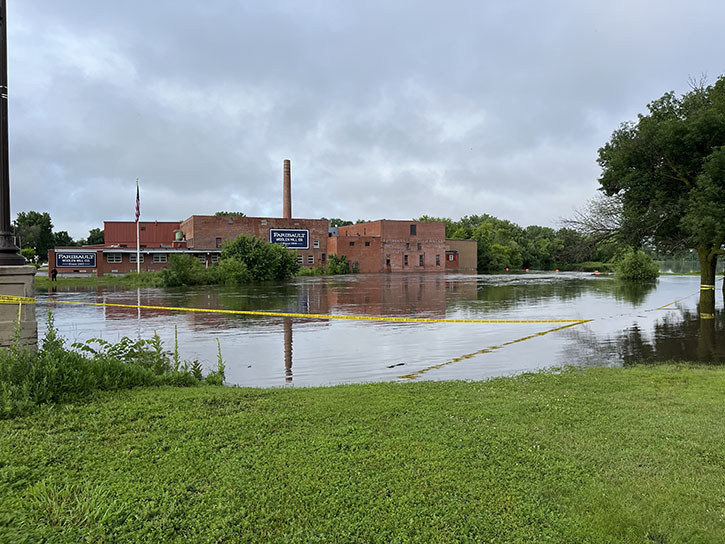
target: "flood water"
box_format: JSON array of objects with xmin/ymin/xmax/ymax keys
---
[{"xmin": 35, "ymin": 273, "xmax": 725, "ymax": 387}]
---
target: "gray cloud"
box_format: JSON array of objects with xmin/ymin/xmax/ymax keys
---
[{"xmin": 7, "ymin": 0, "xmax": 725, "ymax": 238}]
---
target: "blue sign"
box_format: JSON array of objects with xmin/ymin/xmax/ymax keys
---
[
  {"xmin": 269, "ymin": 229, "xmax": 309, "ymax": 249},
  {"xmin": 56, "ymin": 251, "xmax": 97, "ymax": 268}
]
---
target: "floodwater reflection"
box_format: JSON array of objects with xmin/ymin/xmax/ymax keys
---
[{"xmin": 36, "ymin": 273, "xmax": 724, "ymax": 387}]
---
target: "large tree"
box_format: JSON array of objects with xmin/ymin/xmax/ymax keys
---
[
  {"xmin": 85, "ymin": 228, "xmax": 104, "ymax": 245},
  {"xmin": 597, "ymin": 76, "xmax": 725, "ymax": 311},
  {"xmin": 13, "ymin": 211, "xmax": 54, "ymax": 263}
]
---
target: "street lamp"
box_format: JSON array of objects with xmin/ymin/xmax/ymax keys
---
[{"xmin": 0, "ymin": 0, "xmax": 25, "ymax": 265}]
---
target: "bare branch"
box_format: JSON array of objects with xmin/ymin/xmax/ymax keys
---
[{"xmin": 560, "ymin": 193, "xmax": 623, "ymax": 237}]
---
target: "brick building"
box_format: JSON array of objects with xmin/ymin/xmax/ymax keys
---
[
  {"xmin": 49, "ymin": 216, "xmax": 329, "ymax": 277},
  {"xmin": 445, "ymin": 239, "xmax": 478, "ymax": 273},
  {"xmin": 327, "ymin": 220, "xmax": 448, "ymax": 273},
  {"xmin": 48, "ymin": 161, "xmax": 476, "ymax": 277},
  {"xmin": 180, "ymin": 215, "xmax": 329, "ymax": 268}
]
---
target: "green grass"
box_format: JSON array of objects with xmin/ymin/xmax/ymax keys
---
[{"xmin": 1, "ymin": 365, "xmax": 723, "ymax": 542}]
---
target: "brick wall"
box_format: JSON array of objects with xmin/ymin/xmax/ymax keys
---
[
  {"xmin": 332, "ymin": 220, "xmax": 446, "ymax": 273},
  {"xmin": 104, "ymin": 221, "xmax": 180, "ymax": 247},
  {"xmin": 181, "ymin": 215, "xmax": 330, "ymax": 267},
  {"xmin": 445, "ymin": 239, "xmax": 478, "ymax": 273}
]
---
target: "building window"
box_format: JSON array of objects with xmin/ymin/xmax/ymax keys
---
[
  {"xmin": 404, "ymin": 255, "xmax": 408, "ymax": 266},
  {"xmin": 436, "ymin": 255, "xmax": 440, "ymax": 266},
  {"xmin": 365, "ymin": 241, "xmax": 370, "ymax": 247},
  {"xmin": 349, "ymin": 241, "xmax": 355, "ymax": 247},
  {"xmin": 197, "ymin": 255, "xmax": 206, "ymax": 264},
  {"xmin": 130, "ymin": 254, "xmax": 144, "ymax": 263},
  {"xmin": 386, "ymin": 258, "xmax": 391, "ymax": 266},
  {"xmin": 405, "ymin": 243, "xmax": 410, "ymax": 250},
  {"xmin": 321, "ymin": 253, "xmax": 326, "ymax": 263},
  {"xmin": 419, "ymin": 255, "xmax": 424, "ymax": 266},
  {"xmin": 261, "ymin": 220, "xmax": 267, "ymax": 226},
  {"xmin": 140, "ymin": 226, "xmax": 146, "ymax": 231},
  {"xmin": 153, "ymin": 254, "xmax": 167, "ymax": 263},
  {"xmin": 211, "ymin": 254, "xmax": 220, "ymax": 264},
  {"xmin": 297, "ymin": 255, "xmax": 303, "ymax": 264},
  {"xmin": 417, "ymin": 243, "xmax": 421, "ymax": 250},
  {"xmin": 313, "ymin": 239, "xmax": 320, "ymax": 248},
  {"xmin": 216, "ymin": 237, "xmax": 222, "ymax": 248},
  {"xmin": 106, "ymin": 253, "xmax": 122, "ymax": 263},
  {"xmin": 449, "ymin": 254, "xmax": 454, "ymax": 261},
  {"xmin": 410, "ymin": 224, "xmax": 416, "ymax": 235},
  {"xmin": 307, "ymin": 255, "xmax": 315, "ymax": 264}
]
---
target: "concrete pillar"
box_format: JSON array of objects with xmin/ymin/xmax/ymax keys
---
[
  {"xmin": 0, "ymin": 265, "xmax": 37, "ymax": 348},
  {"xmin": 283, "ymin": 159, "xmax": 291, "ymax": 219}
]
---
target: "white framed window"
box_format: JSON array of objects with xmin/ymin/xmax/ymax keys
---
[
  {"xmin": 313, "ymin": 239, "xmax": 320, "ymax": 248},
  {"xmin": 296, "ymin": 255, "xmax": 303, "ymax": 264},
  {"xmin": 197, "ymin": 255, "xmax": 206, "ymax": 264},
  {"xmin": 211, "ymin": 254, "xmax": 220, "ymax": 263},
  {"xmin": 153, "ymin": 254, "xmax": 167, "ymax": 263},
  {"xmin": 307, "ymin": 255, "xmax": 314, "ymax": 264},
  {"xmin": 106, "ymin": 253, "xmax": 122, "ymax": 263},
  {"xmin": 130, "ymin": 254, "xmax": 144, "ymax": 263}
]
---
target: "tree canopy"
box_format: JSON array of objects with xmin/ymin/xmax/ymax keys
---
[
  {"xmin": 597, "ymin": 75, "xmax": 725, "ymax": 289},
  {"xmin": 85, "ymin": 228, "xmax": 104, "ymax": 245},
  {"xmin": 214, "ymin": 211, "xmax": 246, "ymax": 217},
  {"xmin": 13, "ymin": 211, "xmax": 54, "ymax": 262}
]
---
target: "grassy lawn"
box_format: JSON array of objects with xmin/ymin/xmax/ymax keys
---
[
  {"xmin": 1, "ymin": 365, "xmax": 723, "ymax": 543},
  {"xmin": 35, "ymin": 274, "xmax": 158, "ymax": 290}
]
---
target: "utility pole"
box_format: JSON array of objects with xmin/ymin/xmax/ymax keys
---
[
  {"xmin": 0, "ymin": 0, "xmax": 24, "ymax": 265},
  {"xmin": 0, "ymin": 0, "xmax": 36, "ymax": 349}
]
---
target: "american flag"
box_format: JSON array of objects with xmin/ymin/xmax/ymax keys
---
[{"xmin": 135, "ymin": 179, "xmax": 140, "ymax": 222}]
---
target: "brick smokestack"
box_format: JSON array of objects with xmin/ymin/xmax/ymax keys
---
[{"xmin": 283, "ymin": 159, "xmax": 291, "ymax": 219}]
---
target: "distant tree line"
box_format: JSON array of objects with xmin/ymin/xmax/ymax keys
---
[
  {"xmin": 12, "ymin": 211, "xmax": 104, "ymax": 264},
  {"xmin": 414, "ymin": 214, "xmax": 617, "ymax": 273}
]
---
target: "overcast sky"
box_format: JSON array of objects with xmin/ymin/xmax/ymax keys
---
[{"xmin": 7, "ymin": 1, "xmax": 725, "ymax": 239}]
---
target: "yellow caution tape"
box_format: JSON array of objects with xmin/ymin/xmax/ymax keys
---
[
  {"xmin": 700, "ymin": 313, "xmax": 716, "ymax": 319},
  {"xmin": 656, "ymin": 278, "xmax": 723, "ymax": 310},
  {"xmin": 0, "ymin": 294, "xmax": 36, "ymax": 305},
  {"xmin": 399, "ymin": 320, "xmax": 591, "ymax": 380},
  {"xmin": 48, "ymin": 299, "xmax": 587, "ymax": 325}
]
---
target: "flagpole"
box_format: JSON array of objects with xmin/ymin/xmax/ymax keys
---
[{"xmin": 135, "ymin": 178, "xmax": 140, "ymax": 274}]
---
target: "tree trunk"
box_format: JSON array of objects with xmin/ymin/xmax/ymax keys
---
[
  {"xmin": 697, "ymin": 245, "xmax": 717, "ymax": 319},
  {"xmin": 697, "ymin": 316, "xmax": 715, "ymax": 360}
]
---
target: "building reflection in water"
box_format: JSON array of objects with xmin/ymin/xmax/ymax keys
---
[{"xmin": 284, "ymin": 318, "xmax": 293, "ymax": 382}]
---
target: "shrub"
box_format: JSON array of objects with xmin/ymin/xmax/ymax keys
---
[
  {"xmin": 297, "ymin": 266, "xmax": 325, "ymax": 276},
  {"xmin": 221, "ymin": 234, "xmax": 300, "ymax": 281},
  {"xmin": 159, "ymin": 254, "xmax": 214, "ymax": 287},
  {"xmin": 616, "ymin": 249, "xmax": 660, "ymax": 281},
  {"xmin": 326, "ymin": 254, "xmax": 350, "ymax": 275},
  {"xmin": 214, "ymin": 258, "xmax": 252, "ymax": 285}
]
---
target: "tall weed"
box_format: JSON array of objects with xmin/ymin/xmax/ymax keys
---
[{"xmin": 0, "ymin": 312, "xmax": 225, "ymax": 419}]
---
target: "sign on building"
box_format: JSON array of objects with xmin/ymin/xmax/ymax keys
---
[
  {"xmin": 55, "ymin": 251, "xmax": 97, "ymax": 268},
  {"xmin": 269, "ymin": 229, "xmax": 309, "ymax": 249}
]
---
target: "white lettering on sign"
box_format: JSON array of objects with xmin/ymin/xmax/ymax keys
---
[
  {"xmin": 56, "ymin": 252, "xmax": 97, "ymax": 268},
  {"xmin": 269, "ymin": 229, "xmax": 309, "ymax": 249}
]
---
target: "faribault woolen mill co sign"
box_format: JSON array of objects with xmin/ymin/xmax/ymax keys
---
[{"xmin": 269, "ymin": 229, "xmax": 309, "ymax": 249}]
